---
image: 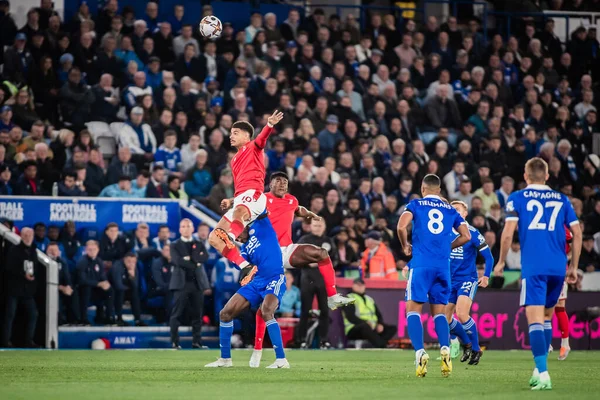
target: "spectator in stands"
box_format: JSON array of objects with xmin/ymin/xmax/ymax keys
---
[
  {"xmin": 473, "ymin": 177, "xmax": 500, "ymax": 214},
  {"xmin": 0, "ymin": 164, "xmax": 12, "ymax": 195},
  {"xmin": 207, "ymin": 169, "xmax": 234, "ymax": 215},
  {"xmin": 317, "ymin": 115, "xmax": 344, "ymax": 158},
  {"xmin": 15, "ymin": 161, "xmax": 43, "ymax": 196},
  {"xmin": 106, "ymin": 146, "xmax": 137, "ymax": 185},
  {"xmin": 342, "ymin": 278, "xmax": 396, "ymax": 348},
  {"xmin": 443, "ymin": 160, "xmax": 467, "ymax": 200},
  {"xmin": 154, "ymin": 130, "xmax": 183, "ymax": 177},
  {"xmin": 3, "ymin": 33, "xmax": 32, "ymax": 85},
  {"xmin": 58, "ymin": 170, "xmax": 87, "ymax": 197},
  {"xmin": 110, "ymin": 252, "xmax": 145, "ymax": 326},
  {"xmin": 59, "ymin": 66, "xmax": 95, "ymax": 130},
  {"xmin": 153, "ymin": 22, "xmax": 175, "ymax": 69},
  {"xmin": 150, "ymin": 243, "xmax": 174, "ymax": 320},
  {"xmin": 277, "ymin": 270, "xmax": 300, "ymax": 317},
  {"xmin": 580, "ymin": 235, "xmax": 600, "ymax": 272},
  {"xmin": 1, "ymin": 227, "xmax": 39, "ymax": 347},
  {"xmin": 99, "ymin": 222, "xmax": 131, "ymax": 269},
  {"xmin": 184, "ymin": 149, "xmax": 213, "ymax": 201},
  {"xmin": 146, "ymin": 165, "xmax": 169, "ymax": 198},
  {"xmin": 119, "ymin": 106, "xmax": 157, "ymax": 165},
  {"xmin": 174, "ymin": 43, "xmax": 206, "ymax": 83},
  {"xmin": 77, "ymin": 240, "xmax": 114, "ymax": 325},
  {"xmin": 173, "ymin": 24, "xmax": 199, "ymax": 57},
  {"xmin": 167, "ymin": 175, "xmax": 188, "ymax": 203},
  {"xmin": 123, "ymin": 71, "xmax": 152, "ymax": 114},
  {"xmin": 152, "ymin": 225, "xmax": 171, "ymax": 250},
  {"xmin": 360, "ymin": 231, "xmax": 398, "ymax": 280}
]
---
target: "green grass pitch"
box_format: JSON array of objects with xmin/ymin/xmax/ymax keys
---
[{"xmin": 0, "ymin": 350, "xmax": 598, "ymax": 399}]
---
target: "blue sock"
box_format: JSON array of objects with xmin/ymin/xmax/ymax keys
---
[
  {"xmin": 544, "ymin": 320, "xmax": 552, "ymax": 351},
  {"xmin": 449, "ymin": 318, "xmax": 470, "ymax": 345},
  {"xmin": 265, "ymin": 318, "xmax": 286, "ymax": 359},
  {"xmin": 434, "ymin": 314, "xmax": 450, "ymax": 348},
  {"xmin": 407, "ymin": 312, "xmax": 424, "ymax": 352},
  {"xmin": 219, "ymin": 321, "xmax": 234, "ymax": 359},
  {"xmin": 463, "ymin": 318, "xmax": 480, "ymax": 352},
  {"xmin": 450, "ymin": 334, "xmax": 457, "ymax": 340},
  {"xmin": 529, "ymin": 323, "xmax": 548, "ymax": 373}
]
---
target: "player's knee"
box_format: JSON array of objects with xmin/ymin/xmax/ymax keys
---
[
  {"xmin": 456, "ymin": 308, "xmax": 470, "ymax": 323},
  {"xmin": 261, "ymin": 309, "xmax": 275, "ymax": 321},
  {"xmin": 208, "ymin": 230, "xmax": 220, "ymax": 247},
  {"xmin": 219, "ymin": 308, "xmax": 233, "ymax": 322}
]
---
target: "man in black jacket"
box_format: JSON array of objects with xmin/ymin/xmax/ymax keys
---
[
  {"xmin": 296, "ymin": 218, "xmax": 337, "ymax": 348},
  {"xmin": 99, "ymin": 222, "xmax": 131, "ymax": 270},
  {"xmin": 1, "ymin": 227, "xmax": 39, "ymax": 347},
  {"xmin": 150, "ymin": 244, "xmax": 174, "ymax": 320},
  {"xmin": 342, "ymin": 278, "xmax": 396, "ymax": 348},
  {"xmin": 110, "ymin": 253, "xmax": 145, "ymax": 326},
  {"xmin": 146, "ymin": 165, "xmax": 169, "ymax": 198},
  {"xmin": 106, "ymin": 147, "xmax": 138, "ymax": 185},
  {"xmin": 47, "ymin": 242, "xmax": 80, "ymax": 325},
  {"xmin": 77, "ymin": 240, "xmax": 115, "ymax": 325},
  {"xmin": 169, "ymin": 218, "xmax": 210, "ymax": 349}
]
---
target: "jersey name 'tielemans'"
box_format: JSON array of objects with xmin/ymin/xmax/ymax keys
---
[{"xmin": 416, "ymin": 200, "xmax": 453, "ymax": 209}]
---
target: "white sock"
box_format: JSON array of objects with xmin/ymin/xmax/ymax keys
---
[
  {"xmin": 415, "ymin": 349, "xmax": 425, "ymax": 362},
  {"xmin": 539, "ymin": 371, "xmax": 550, "ymax": 381},
  {"xmin": 451, "ymin": 337, "xmax": 459, "ymax": 344},
  {"xmin": 440, "ymin": 346, "xmax": 449, "ymax": 352},
  {"xmin": 561, "ymin": 338, "xmax": 570, "ymax": 348},
  {"xmin": 533, "ymin": 368, "xmax": 540, "ymax": 377}
]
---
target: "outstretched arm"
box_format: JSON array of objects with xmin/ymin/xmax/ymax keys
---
[
  {"xmin": 255, "ymin": 110, "xmax": 284, "ymax": 149},
  {"xmin": 295, "ymin": 206, "xmax": 321, "ymax": 222}
]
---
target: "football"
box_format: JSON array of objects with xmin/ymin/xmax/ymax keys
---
[{"xmin": 199, "ymin": 15, "xmax": 223, "ymax": 39}]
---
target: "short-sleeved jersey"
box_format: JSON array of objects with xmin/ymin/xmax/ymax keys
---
[
  {"xmin": 450, "ymin": 224, "xmax": 488, "ymax": 280},
  {"xmin": 505, "ymin": 184, "xmax": 578, "ymax": 278},
  {"xmin": 405, "ymin": 195, "xmax": 466, "ymax": 270},
  {"xmin": 265, "ymin": 192, "xmax": 298, "ymax": 247},
  {"xmin": 240, "ymin": 217, "xmax": 284, "ymax": 280},
  {"xmin": 231, "ymin": 141, "xmax": 266, "ymax": 196}
]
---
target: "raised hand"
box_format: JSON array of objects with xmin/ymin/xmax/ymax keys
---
[{"xmin": 267, "ymin": 110, "xmax": 284, "ymax": 126}]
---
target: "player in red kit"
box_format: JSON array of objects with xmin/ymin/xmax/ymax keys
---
[
  {"xmin": 207, "ymin": 110, "xmax": 284, "ymax": 276},
  {"xmin": 554, "ymin": 226, "xmax": 573, "ymax": 360},
  {"xmin": 221, "ymin": 172, "xmax": 355, "ymax": 367}
]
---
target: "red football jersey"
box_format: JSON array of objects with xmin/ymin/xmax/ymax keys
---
[
  {"xmin": 230, "ymin": 125, "xmax": 274, "ymax": 196},
  {"xmin": 266, "ymin": 192, "xmax": 298, "ymax": 247},
  {"xmin": 231, "ymin": 141, "xmax": 266, "ymax": 196}
]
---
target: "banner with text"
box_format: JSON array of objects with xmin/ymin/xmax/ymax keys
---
[
  {"xmin": 0, "ymin": 197, "xmax": 181, "ymax": 235},
  {"xmin": 333, "ymin": 289, "xmax": 600, "ymax": 350}
]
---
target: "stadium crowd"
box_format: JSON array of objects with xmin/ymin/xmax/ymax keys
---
[{"xmin": 1, "ymin": 0, "xmax": 600, "ymax": 339}]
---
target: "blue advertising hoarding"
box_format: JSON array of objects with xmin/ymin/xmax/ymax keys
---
[{"xmin": 0, "ymin": 196, "xmax": 182, "ymax": 235}]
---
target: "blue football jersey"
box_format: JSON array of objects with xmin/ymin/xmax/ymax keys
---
[
  {"xmin": 405, "ymin": 195, "xmax": 466, "ymax": 270},
  {"xmin": 450, "ymin": 225, "xmax": 488, "ymax": 280},
  {"xmin": 240, "ymin": 217, "xmax": 284, "ymax": 280},
  {"xmin": 505, "ymin": 184, "xmax": 578, "ymax": 278}
]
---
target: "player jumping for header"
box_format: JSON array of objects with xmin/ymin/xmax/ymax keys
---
[
  {"xmin": 445, "ymin": 200, "xmax": 494, "ymax": 365},
  {"xmin": 494, "ymin": 158, "xmax": 581, "ymax": 390},
  {"xmin": 205, "ymin": 215, "xmax": 290, "ymax": 369},
  {"xmin": 208, "ymin": 111, "xmax": 284, "ymax": 278},
  {"xmin": 397, "ymin": 174, "xmax": 471, "ymax": 378},
  {"xmin": 222, "ymin": 171, "xmax": 355, "ymax": 367}
]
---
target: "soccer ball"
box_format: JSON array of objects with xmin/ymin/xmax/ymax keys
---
[{"xmin": 199, "ymin": 15, "xmax": 223, "ymax": 39}]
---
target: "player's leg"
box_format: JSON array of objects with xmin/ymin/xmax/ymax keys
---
[
  {"xmin": 289, "ymin": 244, "xmax": 354, "ymax": 309},
  {"xmin": 555, "ymin": 282, "xmax": 570, "ymax": 360},
  {"xmin": 456, "ymin": 281, "xmax": 482, "ymax": 364},
  {"xmin": 430, "ymin": 269, "xmax": 452, "ymax": 377},
  {"xmin": 445, "ymin": 302, "xmax": 463, "ymax": 359},
  {"xmin": 405, "ymin": 268, "xmax": 429, "ymax": 377},
  {"xmin": 261, "ymin": 293, "xmax": 290, "ymax": 368},
  {"xmin": 209, "ymin": 213, "xmax": 251, "ymax": 268},
  {"xmin": 523, "ymin": 275, "xmax": 555, "ymax": 390},
  {"xmin": 205, "ymin": 293, "xmax": 250, "ymax": 367},
  {"xmin": 250, "ymin": 308, "xmax": 266, "ymax": 368}
]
